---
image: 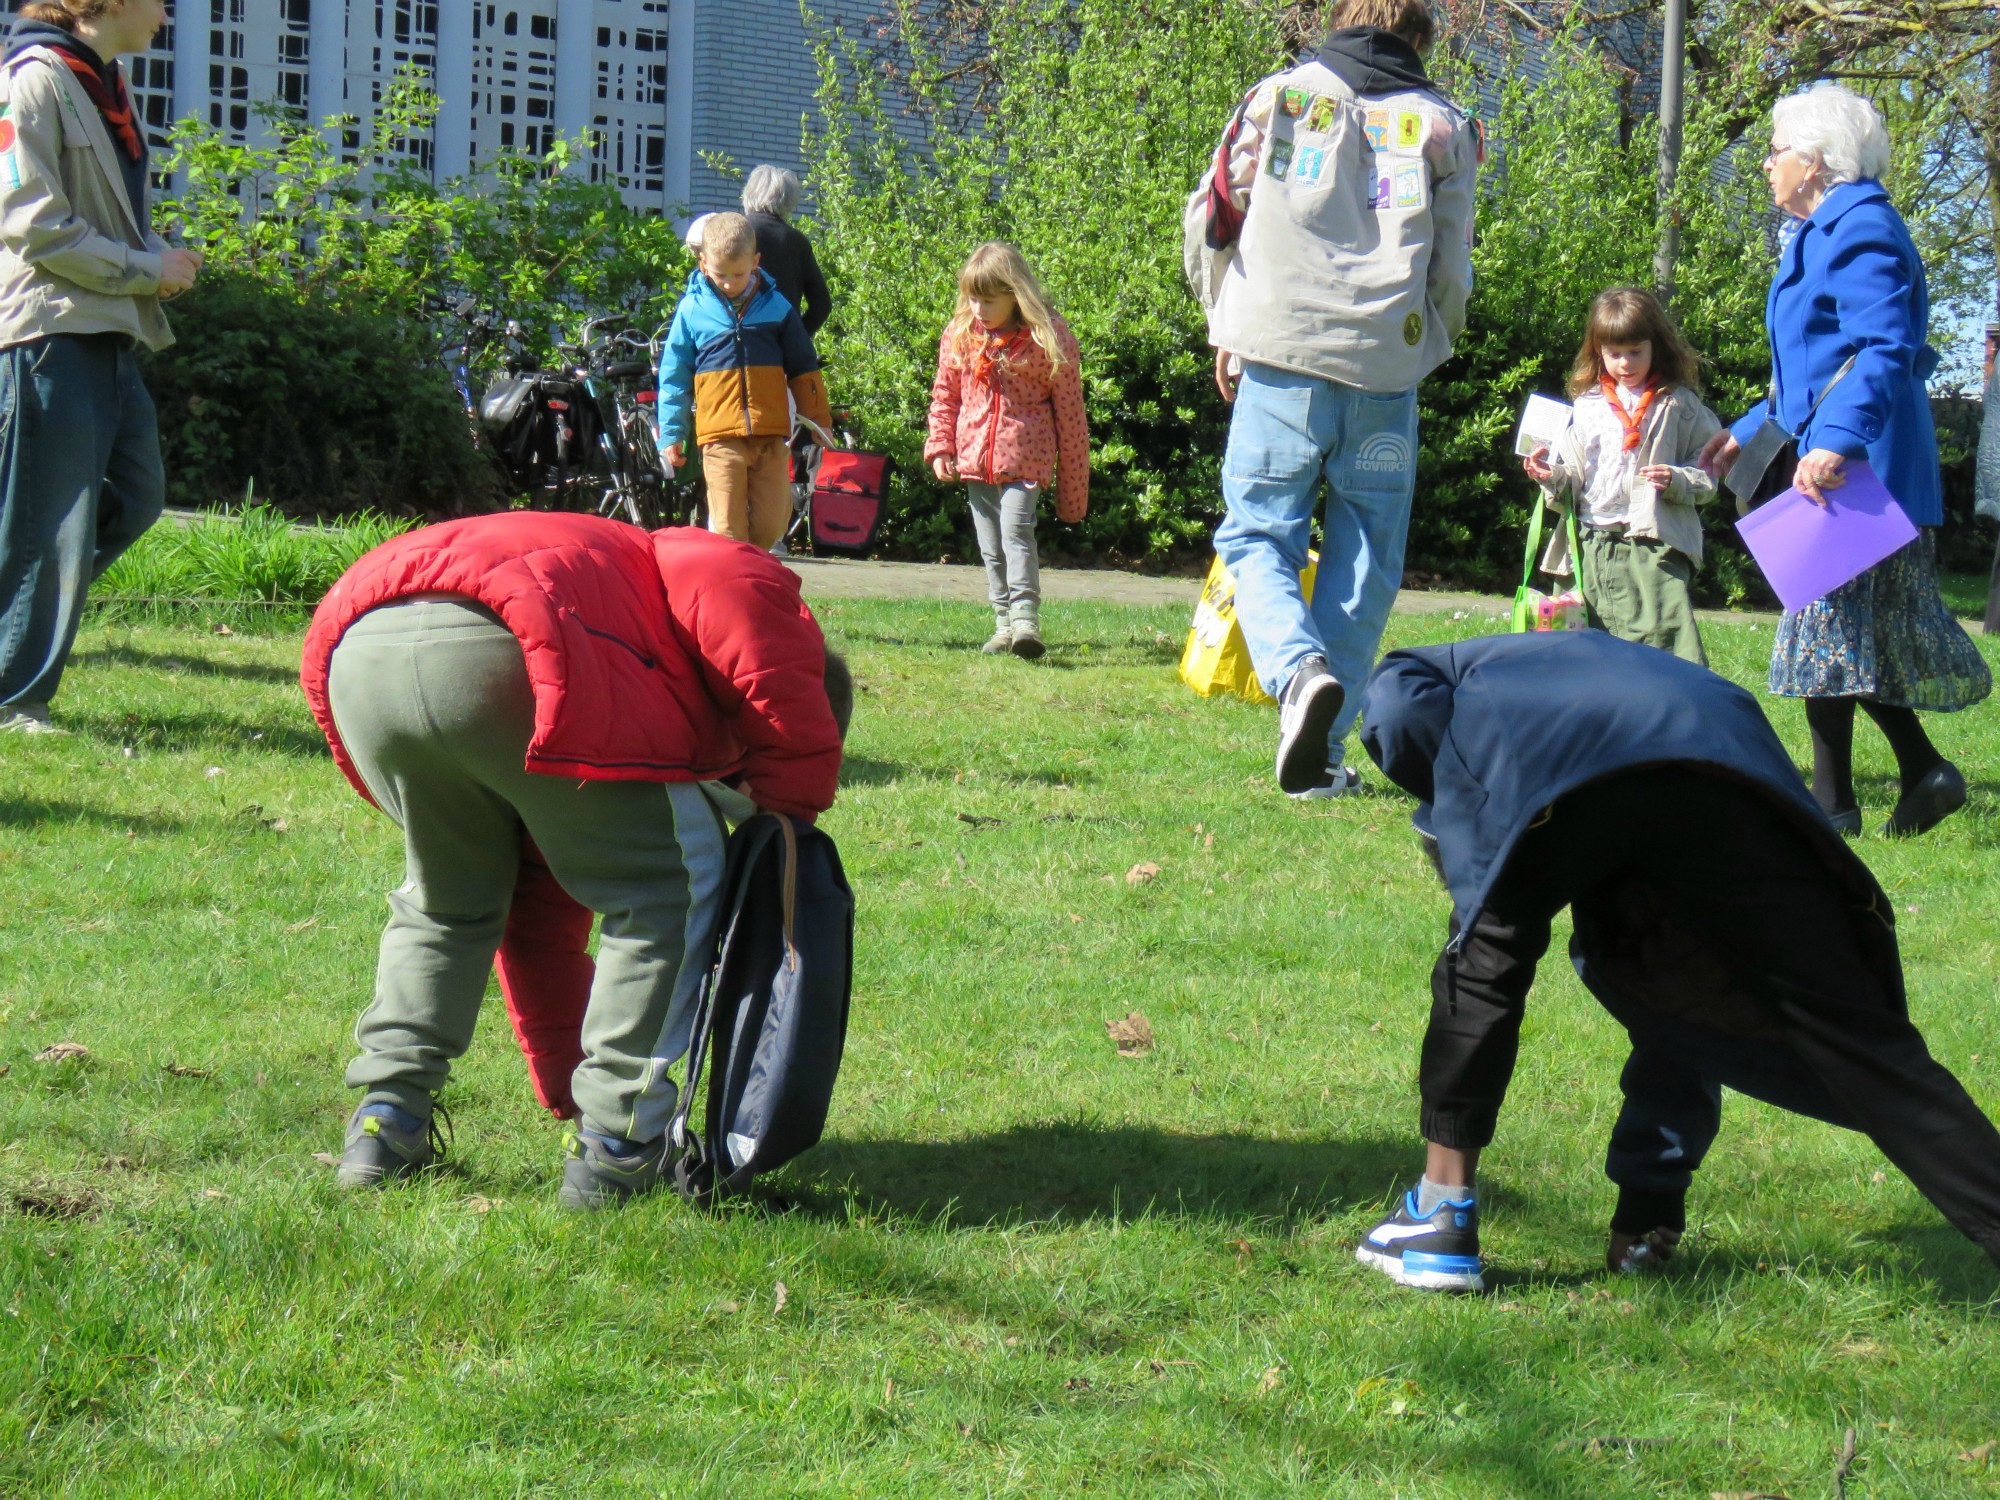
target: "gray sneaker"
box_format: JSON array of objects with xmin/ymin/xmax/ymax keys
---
[
  {"xmin": 559, "ymin": 1128, "xmax": 669, "ymax": 1209},
  {"xmin": 336, "ymin": 1101, "xmax": 447, "ymax": 1187},
  {"xmin": 981, "ymin": 623, "xmax": 1013, "ymax": 654},
  {"xmin": 1275, "ymin": 658, "xmax": 1343, "ymax": 793},
  {"xmin": 0, "ymin": 702, "xmax": 63, "ymax": 735},
  {"xmin": 1009, "ymin": 622, "xmax": 1046, "ymax": 659}
]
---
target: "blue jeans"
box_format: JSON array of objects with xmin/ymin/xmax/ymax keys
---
[
  {"xmin": 0, "ymin": 333, "xmax": 165, "ymax": 709},
  {"xmin": 1213, "ymin": 364, "xmax": 1418, "ymax": 765}
]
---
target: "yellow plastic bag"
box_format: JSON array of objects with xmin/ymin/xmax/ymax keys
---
[{"xmin": 1179, "ymin": 551, "xmax": 1317, "ymax": 704}]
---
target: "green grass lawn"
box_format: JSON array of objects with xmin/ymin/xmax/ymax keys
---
[{"xmin": 4, "ymin": 599, "xmax": 1999, "ymax": 1498}]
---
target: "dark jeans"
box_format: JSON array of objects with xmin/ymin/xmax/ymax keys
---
[
  {"xmin": 0, "ymin": 333, "xmax": 165, "ymax": 708},
  {"xmin": 1419, "ymin": 769, "xmax": 2000, "ymax": 1262}
]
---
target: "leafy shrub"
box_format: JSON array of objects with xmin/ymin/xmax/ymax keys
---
[
  {"xmin": 805, "ymin": 2, "xmax": 1974, "ymax": 602},
  {"xmin": 149, "ymin": 77, "xmax": 693, "ymax": 518},
  {"xmin": 142, "ymin": 271, "xmax": 499, "ymax": 516}
]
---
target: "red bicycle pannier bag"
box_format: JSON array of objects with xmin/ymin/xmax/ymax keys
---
[{"xmin": 809, "ymin": 449, "xmax": 892, "ymax": 557}]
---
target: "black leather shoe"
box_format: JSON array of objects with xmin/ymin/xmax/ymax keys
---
[
  {"xmin": 1824, "ymin": 805, "xmax": 1862, "ymax": 837},
  {"xmin": 1881, "ymin": 762, "xmax": 1967, "ymax": 838}
]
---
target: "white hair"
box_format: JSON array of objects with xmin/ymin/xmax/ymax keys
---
[
  {"xmin": 741, "ymin": 165, "xmax": 802, "ymax": 220},
  {"xmin": 1772, "ymin": 83, "xmax": 1891, "ymax": 187}
]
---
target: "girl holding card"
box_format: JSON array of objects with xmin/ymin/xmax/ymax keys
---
[{"xmin": 1524, "ymin": 287, "xmax": 1721, "ymax": 665}]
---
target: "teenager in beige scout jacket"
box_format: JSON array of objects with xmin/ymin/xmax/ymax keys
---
[
  {"xmin": 0, "ymin": 0, "xmax": 199, "ymax": 734},
  {"xmin": 1525, "ymin": 288, "xmax": 1722, "ymax": 665}
]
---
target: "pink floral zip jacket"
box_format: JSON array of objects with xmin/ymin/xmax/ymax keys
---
[{"xmin": 924, "ymin": 313, "xmax": 1091, "ymax": 522}]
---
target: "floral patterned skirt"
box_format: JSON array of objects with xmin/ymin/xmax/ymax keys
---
[{"xmin": 1769, "ymin": 529, "xmax": 1992, "ymax": 710}]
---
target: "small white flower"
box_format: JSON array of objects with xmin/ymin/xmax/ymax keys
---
[{"xmin": 204, "ymin": 766, "xmax": 222, "ymax": 779}]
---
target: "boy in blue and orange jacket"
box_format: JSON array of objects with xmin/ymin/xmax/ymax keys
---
[{"xmin": 658, "ymin": 212, "xmax": 832, "ymax": 549}]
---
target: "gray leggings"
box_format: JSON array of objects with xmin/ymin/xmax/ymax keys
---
[
  {"xmin": 966, "ymin": 480, "xmax": 1041, "ymax": 623},
  {"xmin": 326, "ymin": 598, "xmax": 733, "ymax": 1142}
]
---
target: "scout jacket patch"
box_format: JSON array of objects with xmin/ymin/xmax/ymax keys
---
[
  {"xmin": 1280, "ymin": 87, "xmax": 1308, "ymax": 118},
  {"xmin": 1303, "ymin": 95, "xmax": 1336, "ymax": 134},
  {"xmin": 1403, "ymin": 311, "xmax": 1424, "ymax": 346},
  {"xmin": 1266, "ymin": 136, "xmax": 1293, "ymax": 180},
  {"xmin": 1292, "ymin": 146, "xmax": 1327, "ymax": 189},
  {"xmin": 1363, "ymin": 109, "xmax": 1390, "ymax": 153}
]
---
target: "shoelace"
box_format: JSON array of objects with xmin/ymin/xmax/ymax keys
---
[{"xmin": 425, "ymin": 1101, "xmax": 455, "ymax": 1163}]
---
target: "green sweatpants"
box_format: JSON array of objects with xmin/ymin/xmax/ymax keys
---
[
  {"xmin": 1577, "ymin": 528, "xmax": 1706, "ymax": 666},
  {"xmin": 326, "ymin": 598, "xmax": 735, "ymax": 1142}
]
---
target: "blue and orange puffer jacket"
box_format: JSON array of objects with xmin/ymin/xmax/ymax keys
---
[{"xmin": 656, "ymin": 266, "xmax": 832, "ymax": 450}]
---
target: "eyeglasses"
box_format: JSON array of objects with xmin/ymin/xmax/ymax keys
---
[{"xmin": 1764, "ymin": 145, "xmax": 1804, "ymax": 165}]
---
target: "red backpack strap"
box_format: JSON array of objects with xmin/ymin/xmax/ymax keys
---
[{"xmin": 1205, "ymin": 87, "xmax": 1258, "ymax": 251}]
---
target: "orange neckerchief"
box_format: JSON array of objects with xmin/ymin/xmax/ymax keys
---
[
  {"xmin": 971, "ymin": 321, "xmax": 1023, "ymax": 383},
  {"xmin": 1601, "ymin": 377, "xmax": 1660, "ymax": 451}
]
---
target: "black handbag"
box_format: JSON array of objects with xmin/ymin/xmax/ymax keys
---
[{"xmin": 668, "ymin": 814, "xmax": 854, "ymax": 1202}]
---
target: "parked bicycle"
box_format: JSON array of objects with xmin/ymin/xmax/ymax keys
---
[{"xmin": 430, "ymin": 298, "xmax": 683, "ymax": 530}]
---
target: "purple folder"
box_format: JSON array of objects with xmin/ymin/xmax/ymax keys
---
[{"xmin": 1734, "ymin": 460, "xmax": 1918, "ymax": 613}]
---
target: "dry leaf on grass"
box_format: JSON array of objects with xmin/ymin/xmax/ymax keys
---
[
  {"xmin": 1256, "ymin": 1365, "xmax": 1285, "ymax": 1394},
  {"xmin": 311, "ymin": 1152, "xmax": 340, "ymax": 1168},
  {"xmin": 202, "ymin": 1189, "xmax": 227, "ymax": 1200},
  {"xmin": 0, "ymin": 1064, "xmax": 10, "ymax": 1078},
  {"xmin": 774, "ymin": 1281, "xmax": 790, "ymax": 1313},
  {"xmin": 34, "ymin": 1042, "xmax": 88, "ymax": 1063},
  {"xmin": 466, "ymin": 1196, "xmax": 503, "ymax": 1213},
  {"xmin": 1961, "ymin": 1441, "xmax": 1997, "ymax": 1463},
  {"xmin": 1064, "ymin": 1377, "xmax": 1093, "ymax": 1393},
  {"xmin": 1105, "ymin": 1011, "xmax": 1154, "ymax": 1057},
  {"xmin": 1125, "ymin": 861, "xmax": 1161, "ymax": 886},
  {"xmin": 162, "ymin": 1062, "xmax": 211, "ymax": 1079}
]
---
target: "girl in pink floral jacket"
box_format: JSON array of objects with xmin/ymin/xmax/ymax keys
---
[{"xmin": 924, "ymin": 242, "xmax": 1090, "ymax": 658}]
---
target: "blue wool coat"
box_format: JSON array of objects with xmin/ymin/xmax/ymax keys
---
[{"xmin": 1728, "ymin": 180, "xmax": 1943, "ymax": 525}]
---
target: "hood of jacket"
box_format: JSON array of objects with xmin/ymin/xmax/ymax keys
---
[
  {"xmin": 1358, "ymin": 632, "xmax": 1887, "ymax": 933},
  {"xmin": 4, "ymin": 19, "xmax": 102, "ymax": 68},
  {"xmin": 1315, "ymin": 27, "xmax": 1432, "ymax": 97}
]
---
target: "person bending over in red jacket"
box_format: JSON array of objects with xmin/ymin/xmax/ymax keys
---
[{"xmin": 300, "ymin": 514, "xmax": 850, "ymax": 1209}]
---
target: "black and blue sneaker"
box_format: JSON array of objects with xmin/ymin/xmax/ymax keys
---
[{"xmin": 1356, "ymin": 1186, "xmax": 1485, "ymax": 1292}]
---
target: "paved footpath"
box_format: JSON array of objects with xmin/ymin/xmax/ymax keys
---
[{"xmin": 779, "ymin": 554, "xmax": 1786, "ymax": 625}]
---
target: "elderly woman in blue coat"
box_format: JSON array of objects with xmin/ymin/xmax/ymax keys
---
[{"xmin": 1702, "ymin": 83, "xmax": 1989, "ymax": 838}]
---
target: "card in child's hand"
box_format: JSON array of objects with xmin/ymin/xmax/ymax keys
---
[{"xmin": 1515, "ymin": 394, "xmax": 1573, "ymax": 458}]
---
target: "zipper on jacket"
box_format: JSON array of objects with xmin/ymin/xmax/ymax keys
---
[
  {"xmin": 979, "ymin": 334, "xmax": 1008, "ymax": 483},
  {"xmin": 575, "ymin": 620, "xmax": 657, "ymax": 669}
]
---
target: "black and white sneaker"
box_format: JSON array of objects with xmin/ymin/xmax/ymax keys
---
[
  {"xmin": 1287, "ymin": 763, "xmax": 1361, "ymax": 801},
  {"xmin": 1356, "ymin": 1186, "xmax": 1485, "ymax": 1292},
  {"xmin": 1274, "ymin": 657, "xmax": 1343, "ymax": 794}
]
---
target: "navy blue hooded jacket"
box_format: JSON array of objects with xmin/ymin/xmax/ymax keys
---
[{"xmin": 1357, "ymin": 632, "xmax": 1898, "ymax": 1000}]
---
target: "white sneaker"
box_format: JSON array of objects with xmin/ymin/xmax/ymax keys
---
[
  {"xmin": 1274, "ymin": 658, "xmax": 1343, "ymax": 793},
  {"xmin": 0, "ymin": 702, "xmax": 62, "ymax": 735},
  {"xmin": 1288, "ymin": 764, "xmax": 1361, "ymax": 801}
]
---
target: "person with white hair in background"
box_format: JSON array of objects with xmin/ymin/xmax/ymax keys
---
[
  {"xmin": 1701, "ymin": 82, "xmax": 1989, "ymax": 838},
  {"xmin": 741, "ymin": 165, "xmax": 830, "ymax": 336}
]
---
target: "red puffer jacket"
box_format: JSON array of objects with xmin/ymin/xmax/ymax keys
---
[
  {"xmin": 301, "ymin": 513, "xmax": 841, "ymax": 820},
  {"xmin": 924, "ymin": 313, "xmax": 1091, "ymax": 522},
  {"xmin": 300, "ymin": 514, "xmax": 843, "ymax": 1118}
]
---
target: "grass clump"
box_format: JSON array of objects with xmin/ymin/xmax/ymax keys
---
[
  {"xmin": 94, "ymin": 504, "xmax": 413, "ymax": 625},
  {"xmin": 2, "ymin": 599, "xmax": 1997, "ymax": 1498}
]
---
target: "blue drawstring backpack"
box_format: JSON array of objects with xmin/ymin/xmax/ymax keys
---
[{"xmin": 669, "ymin": 813, "xmax": 854, "ymax": 1201}]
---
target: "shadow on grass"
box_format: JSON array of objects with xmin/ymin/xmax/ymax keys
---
[
  {"xmin": 787, "ymin": 1122, "xmax": 1425, "ymax": 1227},
  {"xmin": 69, "ymin": 710, "xmax": 328, "ymax": 759},
  {"xmin": 0, "ymin": 797, "xmax": 187, "ymax": 833},
  {"xmin": 839, "ymin": 755, "xmax": 903, "ymax": 788},
  {"xmin": 71, "ymin": 643, "xmax": 301, "ymax": 686}
]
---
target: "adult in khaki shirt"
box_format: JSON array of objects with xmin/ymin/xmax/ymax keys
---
[{"xmin": 0, "ymin": 0, "xmax": 200, "ymax": 734}]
